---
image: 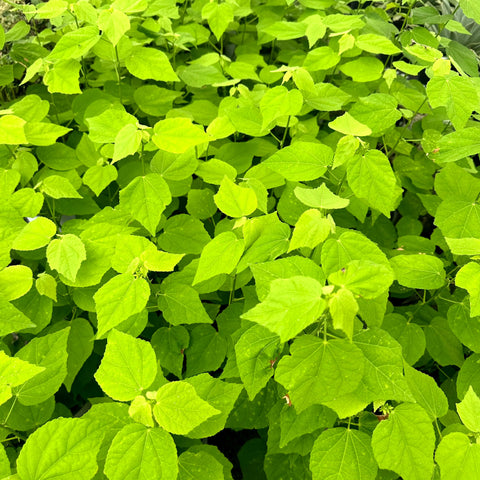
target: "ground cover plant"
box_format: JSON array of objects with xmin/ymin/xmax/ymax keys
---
[{"xmin": 1, "ymin": 0, "xmax": 480, "ymax": 478}]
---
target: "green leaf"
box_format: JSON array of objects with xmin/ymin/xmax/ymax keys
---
[
  {"xmin": 17, "ymin": 417, "xmax": 104, "ymax": 480},
  {"xmin": 158, "ymin": 282, "xmax": 212, "ymax": 325},
  {"xmin": 390, "ymin": 254, "xmax": 446, "ymax": 290},
  {"xmin": 153, "ymin": 381, "xmax": 220, "ymax": 435},
  {"xmin": 353, "ymin": 328, "xmax": 413, "ymax": 402},
  {"xmin": 427, "ymin": 74, "xmax": 477, "ymax": 129},
  {"xmin": 436, "ymin": 432, "xmax": 480, "ymax": 480},
  {"xmin": 235, "ymin": 325, "xmax": 281, "ymax": 400},
  {"xmin": 275, "ymin": 336, "xmax": 365, "ymax": 412},
  {"xmin": 294, "ymin": 183, "xmax": 349, "ymax": 210},
  {"xmin": 329, "ymin": 288, "xmax": 358, "ymax": 340},
  {"xmin": 64, "ymin": 318, "xmax": 94, "ymax": 392},
  {"xmin": 178, "ymin": 450, "xmax": 225, "ymax": 480},
  {"xmin": 113, "ymin": 123, "xmax": 142, "ymax": 163},
  {"xmin": 457, "ymin": 353, "xmax": 480, "ymax": 399},
  {"xmin": 259, "ymin": 86, "xmax": 303, "ymax": 129},
  {"xmin": 303, "ymin": 46, "xmax": 340, "ymax": 72},
  {"xmin": 119, "ymin": 173, "xmax": 172, "ymax": 235},
  {"xmin": 241, "ymin": 276, "xmax": 326, "ymax": 343},
  {"xmin": 44, "ymin": 59, "xmax": 82, "ymax": 94},
  {"xmin": 193, "ymin": 232, "xmax": 244, "ymax": 285},
  {"xmin": 288, "ymin": 209, "xmax": 332, "ymax": 252},
  {"xmin": 141, "ymin": 250, "xmax": 184, "ymax": 272},
  {"xmin": 425, "ymin": 316, "xmax": 464, "ymax": 368},
  {"xmin": 264, "ymin": 142, "xmax": 333, "ymax": 181},
  {"xmin": 251, "ymin": 255, "xmax": 325, "ymax": 301},
  {"xmin": 95, "ymin": 329, "xmax": 157, "ymax": 401},
  {"xmin": 0, "ymin": 265, "xmax": 32, "ymax": 301},
  {"xmin": 97, "ymin": 8, "xmax": 130, "ymax": 46},
  {"xmin": 153, "ymin": 149, "xmax": 198, "ymax": 181},
  {"xmin": 456, "ymin": 262, "xmax": 480, "ymax": 317},
  {"xmin": 47, "ymin": 234, "xmax": 86, "ymax": 283},
  {"xmin": 430, "ymin": 127, "xmax": 480, "ymax": 164},
  {"xmin": 0, "ymin": 351, "xmax": 44, "ymax": 406},
  {"xmin": 457, "ymin": 386, "xmax": 480, "ymax": 432},
  {"xmin": 41, "ymin": 175, "xmax": 82, "ymax": 199},
  {"xmin": 339, "ymin": 57, "xmax": 384, "ymax": 82},
  {"xmin": 125, "ymin": 46, "xmax": 179, "ymax": 81},
  {"xmin": 348, "ymin": 94, "xmax": 401, "ymax": 136},
  {"xmin": 151, "ymin": 326, "xmax": 189, "ymax": 378},
  {"xmin": 47, "ymin": 26, "xmax": 100, "ymax": 60},
  {"xmin": 83, "ymin": 164, "xmax": 118, "ymax": 196},
  {"xmin": 356, "ymin": 34, "xmax": 400, "ymax": 54},
  {"xmin": 86, "ymin": 106, "xmax": 137, "ymax": 144},
  {"xmin": 153, "ymin": 118, "xmax": 210, "ymax": 154},
  {"xmin": 184, "ymin": 374, "xmax": 243, "ymax": 438},
  {"xmin": 435, "ymin": 200, "xmax": 480, "ymax": 255},
  {"xmin": 0, "ymin": 298, "xmax": 35, "ymax": 336},
  {"xmin": 459, "ymin": 0, "xmax": 480, "ymax": 22},
  {"xmin": 214, "ymin": 176, "xmax": 257, "ymax": 217},
  {"xmin": 157, "ymin": 214, "xmax": 211, "ymax": 255},
  {"xmin": 185, "ymin": 325, "xmax": 227, "ymax": 377},
  {"xmin": 0, "ymin": 115, "xmax": 27, "ymax": 144},
  {"xmin": 448, "ymin": 303, "xmax": 480, "ymax": 353},
  {"xmin": 24, "ymin": 122, "xmax": 71, "ymax": 146},
  {"xmin": 94, "ymin": 273, "xmax": 150, "ymax": 338},
  {"xmin": 328, "ymin": 112, "xmax": 372, "ymax": 137},
  {"xmin": 14, "ymin": 328, "xmax": 70, "ymax": 405},
  {"xmin": 201, "ymin": 2, "xmax": 234, "ymax": 40},
  {"xmin": 328, "ymin": 260, "xmax": 394, "ymax": 299},
  {"xmin": 104, "ymin": 423, "xmax": 178, "ymax": 480},
  {"xmin": 310, "ymin": 428, "xmax": 378, "ymax": 480},
  {"xmin": 404, "ymin": 364, "xmax": 448, "ymax": 420},
  {"xmin": 12, "ymin": 217, "xmax": 56, "ymax": 251},
  {"xmin": 371, "ymin": 403, "xmax": 435, "ymax": 480},
  {"xmin": 347, "ymin": 150, "xmax": 401, "ymax": 216},
  {"xmin": 435, "ymin": 164, "xmax": 480, "ymax": 202},
  {"xmin": 196, "ymin": 158, "xmax": 237, "ymax": 185}
]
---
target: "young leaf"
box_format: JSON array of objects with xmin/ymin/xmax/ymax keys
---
[
  {"xmin": 95, "ymin": 329, "xmax": 157, "ymax": 401},
  {"xmin": 104, "ymin": 423, "xmax": 178, "ymax": 480}
]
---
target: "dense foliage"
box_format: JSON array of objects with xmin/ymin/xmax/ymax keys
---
[{"xmin": 1, "ymin": 0, "xmax": 480, "ymax": 478}]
